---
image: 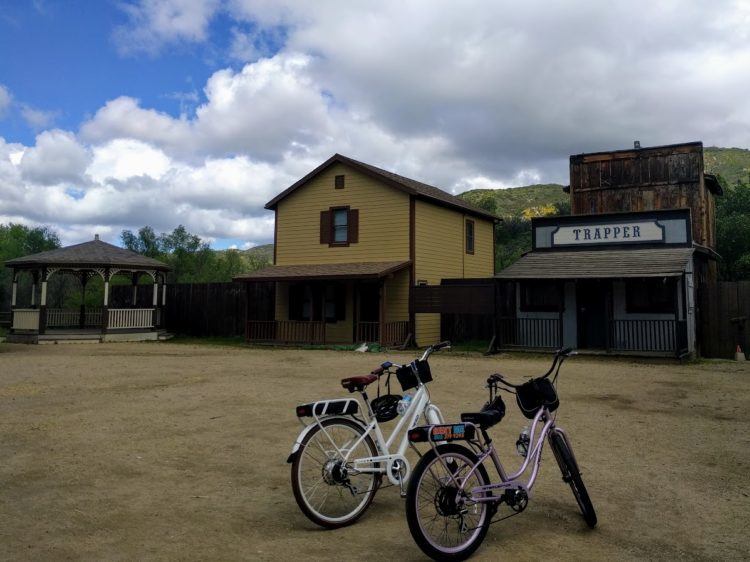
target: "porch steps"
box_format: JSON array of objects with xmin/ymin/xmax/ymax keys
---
[{"xmin": 157, "ymin": 330, "xmax": 175, "ymax": 341}]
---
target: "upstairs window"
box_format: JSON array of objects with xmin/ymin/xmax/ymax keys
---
[
  {"xmin": 333, "ymin": 208, "xmax": 348, "ymax": 243},
  {"xmin": 335, "ymin": 175, "xmax": 345, "ymax": 189},
  {"xmin": 320, "ymin": 207, "xmax": 359, "ymax": 246},
  {"xmin": 465, "ymin": 219, "xmax": 475, "ymax": 254}
]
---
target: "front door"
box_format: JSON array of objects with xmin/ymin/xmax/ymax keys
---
[
  {"xmin": 576, "ymin": 280, "xmax": 608, "ymax": 349},
  {"xmin": 358, "ymin": 283, "xmax": 380, "ymax": 322}
]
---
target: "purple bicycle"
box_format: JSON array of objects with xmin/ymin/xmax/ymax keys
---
[{"xmin": 405, "ymin": 348, "xmax": 596, "ymax": 561}]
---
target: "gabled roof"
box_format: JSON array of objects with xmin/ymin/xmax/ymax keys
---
[
  {"xmin": 5, "ymin": 238, "xmax": 170, "ymax": 271},
  {"xmin": 233, "ymin": 260, "xmax": 410, "ymax": 282},
  {"xmin": 265, "ymin": 154, "xmax": 498, "ymax": 221}
]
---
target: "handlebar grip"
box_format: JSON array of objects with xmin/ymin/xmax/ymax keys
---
[{"xmin": 432, "ymin": 340, "xmax": 452, "ymax": 350}]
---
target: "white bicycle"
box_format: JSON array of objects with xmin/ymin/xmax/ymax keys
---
[{"xmin": 287, "ymin": 341, "xmax": 451, "ymax": 528}]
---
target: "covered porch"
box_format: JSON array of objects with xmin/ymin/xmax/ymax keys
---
[
  {"xmin": 235, "ymin": 261, "xmax": 411, "ymax": 347},
  {"xmin": 5, "ymin": 236, "xmax": 170, "ymax": 343},
  {"xmin": 495, "ymin": 247, "xmax": 696, "ymax": 357}
]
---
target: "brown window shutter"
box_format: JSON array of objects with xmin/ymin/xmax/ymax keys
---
[
  {"xmin": 320, "ymin": 211, "xmax": 331, "ymax": 244},
  {"xmin": 348, "ymin": 209, "xmax": 359, "ymax": 243}
]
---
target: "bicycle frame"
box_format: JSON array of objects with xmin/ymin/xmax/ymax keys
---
[
  {"xmin": 305, "ymin": 380, "xmax": 443, "ymax": 486},
  {"xmin": 426, "ymin": 405, "xmax": 566, "ymax": 502}
]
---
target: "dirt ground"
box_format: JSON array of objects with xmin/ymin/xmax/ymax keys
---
[{"xmin": 0, "ymin": 342, "xmax": 748, "ymax": 561}]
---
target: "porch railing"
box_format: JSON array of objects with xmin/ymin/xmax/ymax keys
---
[
  {"xmin": 497, "ymin": 317, "xmax": 561, "ymax": 349},
  {"xmin": 355, "ymin": 321, "xmax": 380, "ymax": 343},
  {"xmin": 381, "ymin": 321, "xmax": 409, "ymax": 346},
  {"xmin": 245, "ymin": 320, "xmax": 325, "ymax": 344},
  {"xmin": 11, "ymin": 309, "xmax": 40, "ymax": 331},
  {"xmin": 108, "ymin": 308, "xmax": 154, "ymax": 329},
  {"xmin": 609, "ymin": 319, "xmax": 688, "ymax": 355}
]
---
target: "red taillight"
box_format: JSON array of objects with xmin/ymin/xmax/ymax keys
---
[{"xmin": 296, "ymin": 405, "xmax": 311, "ymax": 417}]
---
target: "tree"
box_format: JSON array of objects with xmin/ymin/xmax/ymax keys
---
[
  {"xmin": 716, "ymin": 175, "xmax": 750, "ymax": 280},
  {"xmin": 0, "ymin": 223, "xmax": 61, "ymax": 309}
]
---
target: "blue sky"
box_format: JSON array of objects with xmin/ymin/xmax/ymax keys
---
[
  {"xmin": 0, "ymin": 1, "xmax": 282, "ymax": 147},
  {"xmin": 0, "ymin": 1, "xmax": 748, "ymax": 249}
]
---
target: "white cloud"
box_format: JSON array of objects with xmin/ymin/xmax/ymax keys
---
[
  {"xmin": 4, "ymin": 0, "xmax": 750, "ymax": 247},
  {"xmin": 88, "ymin": 139, "xmax": 171, "ymax": 182},
  {"xmin": 20, "ymin": 104, "xmax": 59, "ymax": 130},
  {"xmin": 0, "ymin": 84, "xmax": 11, "ymax": 117},
  {"xmin": 19, "ymin": 130, "xmax": 91, "ymax": 185},
  {"xmin": 113, "ymin": 0, "xmax": 221, "ymax": 55}
]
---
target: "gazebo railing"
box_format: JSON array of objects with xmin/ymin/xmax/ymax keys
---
[
  {"xmin": 46, "ymin": 308, "xmax": 103, "ymax": 328},
  {"xmin": 108, "ymin": 308, "xmax": 154, "ymax": 329},
  {"xmin": 11, "ymin": 309, "xmax": 40, "ymax": 330}
]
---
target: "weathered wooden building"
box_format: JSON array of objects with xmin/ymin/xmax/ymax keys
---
[{"xmin": 495, "ymin": 141, "xmax": 722, "ymax": 357}]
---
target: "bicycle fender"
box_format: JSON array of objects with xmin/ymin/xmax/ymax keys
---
[{"xmin": 286, "ymin": 415, "xmax": 369, "ymax": 463}]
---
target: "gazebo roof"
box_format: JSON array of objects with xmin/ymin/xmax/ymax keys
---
[{"xmin": 5, "ymin": 237, "xmax": 170, "ymax": 271}]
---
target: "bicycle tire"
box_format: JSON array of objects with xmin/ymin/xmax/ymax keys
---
[
  {"xmin": 405, "ymin": 443, "xmax": 492, "ymax": 561},
  {"xmin": 291, "ymin": 417, "xmax": 381, "ymax": 529},
  {"xmin": 548, "ymin": 431, "xmax": 597, "ymax": 528}
]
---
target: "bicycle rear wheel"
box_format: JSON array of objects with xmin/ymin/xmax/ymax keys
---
[
  {"xmin": 405, "ymin": 444, "xmax": 492, "ymax": 561},
  {"xmin": 291, "ymin": 417, "xmax": 380, "ymax": 528},
  {"xmin": 548, "ymin": 431, "xmax": 597, "ymax": 528}
]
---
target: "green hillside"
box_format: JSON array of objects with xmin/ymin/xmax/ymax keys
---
[
  {"xmin": 704, "ymin": 147, "xmax": 750, "ymax": 186},
  {"xmin": 460, "ymin": 183, "xmax": 567, "ymax": 218},
  {"xmin": 242, "ymin": 243, "xmax": 273, "ymax": 262}
]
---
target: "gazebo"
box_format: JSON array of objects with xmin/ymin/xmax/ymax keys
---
[{"xmin": 5, "ymin": 235, "xmax": 171, "ymax": 343}]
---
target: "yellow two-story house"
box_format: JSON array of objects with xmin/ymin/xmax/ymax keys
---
[{"xmin": 235, "ymin": 154, "xmax": 497, "ymax": 347}]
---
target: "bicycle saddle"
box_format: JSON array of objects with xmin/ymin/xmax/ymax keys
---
[
  {"xmin": 460, "ymin": 396, "xmax": 506, "ymax": 429},
  {"xmin": 341, "ymin": 374, "xmax": 378, "ymax": 393}
]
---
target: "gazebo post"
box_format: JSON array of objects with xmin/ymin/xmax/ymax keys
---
[
  {"xmin": 151, "ymin": 272, "xmax": 158, "ymax": 330},
  {"xmin": 30, "ymin": 271, "xmax": 38, "ymax": 307},
  {"xmin": 132, "ymin": 272, "xmax": 139, "ymax": 308},
  {"xmin": 79, "ymin": 272, "xmax": 88, "ymax": 329},
  {"xmin": 101, "ymin": 268, "xmax": 110, "ymax": 335},
  {"xmin": 9, "ymin": 268, "xmax": 17, "ymax": 332},
  {"xmin": 39, "ymin": 267, "xmax": 48, "ymax": 335},
  {"xmin": 161, "ymin": 276, "xmax": 167, "ymax": 327}
]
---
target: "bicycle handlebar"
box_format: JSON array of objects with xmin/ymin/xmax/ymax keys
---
[{"xmin": 487, "ymin": 347, "xmax": 576, "ymax": 388}]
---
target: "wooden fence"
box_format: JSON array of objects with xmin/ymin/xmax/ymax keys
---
[
  {"xmin": 699, "ymin": 281, "xmax": 750, "ymax": 359},
  {"xmin": 165, "ymin": 282, "xmax": 274, "ymax": 337}
]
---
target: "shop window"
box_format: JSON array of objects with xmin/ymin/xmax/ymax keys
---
[
  {"xmin": 626, "ymin": 278, "xmax": 676, "ymax": 313},
  {"xmin": 520, "ymin": 281, "xmax": 560, "ymax": 312}
]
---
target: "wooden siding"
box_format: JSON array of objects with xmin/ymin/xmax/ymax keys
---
[
  {"xmin": 384, "ymin": 268, "xmax": 410, "ymax": 322},
  {"xmin": 413, "ymin": 200, "xmax": 494, "ymax": 345},
  {"xmin": 569, "ymin": 143, "xmax": 717, "ymax": 248},
  {"xmin": 275, "ymin": 163, "xmax": 410, "ymax": 265}
]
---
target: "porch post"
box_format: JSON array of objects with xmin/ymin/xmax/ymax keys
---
[
  {"xmin": 101, "ymin": 268, "xmax": 110, "ymax": 334},
  {"xmin": 604, "ymin": 280, "xmax": 612, "ymax": 353},
  {"xmin": 321, "ymin": 284, "xmax": 326, "ymax": 345},
  {"xmin": 674, "ymin": 276, "xmax": 681, "ymax": 357},
  {"xmin": 557, "ymin": 280, "xmax": 564, "ymax": 349},
  {"xmin": 38, "ymin": 267, "xmax": 48, "ymax": 335},
  {"xmin": 379, "ymin": 279, "xmax": 386, "ymax": 346}
]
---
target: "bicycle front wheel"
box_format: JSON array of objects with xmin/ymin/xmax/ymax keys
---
[
  {"xmin": 549, "ymin": 431, "xmax": 597, "ymax": 528},
  {"xmin": 405, "ymin": 443, "xmax": 492, "ymax": 561},
  {"xmin": 291, "ymin": 417, "xmax": 380, "ymax": 528}
]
